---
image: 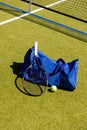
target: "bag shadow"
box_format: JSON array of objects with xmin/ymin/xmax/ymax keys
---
[
  {"xmin": 10, "ymin": 62, "xmax": 23, "ymax": 76},
  {"xmin": 10, "ymin": 62, "xmax": 28, "ymax": 95}
]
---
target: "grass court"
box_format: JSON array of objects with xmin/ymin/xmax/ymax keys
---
[{"xmin": 0, "ymin": 0, "xmax": 87, "ymax": 130}]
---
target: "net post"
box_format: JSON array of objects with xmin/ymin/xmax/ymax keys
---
[{"xmin": 28, "ymin": 0, "xmax": 32, "ymax": 12}]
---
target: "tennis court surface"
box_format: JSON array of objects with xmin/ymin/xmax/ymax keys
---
[{"xmin": 0, "ymin": 0, "xmax": 87, "ymax": 130}]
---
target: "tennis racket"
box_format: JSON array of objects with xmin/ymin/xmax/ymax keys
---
[{"xmin": 22, "ymin": 42, "xmax": 48, "ymax": 96}]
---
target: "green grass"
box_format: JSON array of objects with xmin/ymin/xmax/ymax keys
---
[{"xmin": 0, "ymin": 1, "xmax": 87, "ymax": 130}]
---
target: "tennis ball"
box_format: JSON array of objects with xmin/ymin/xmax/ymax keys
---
[{"xmin": 50, "ymin": 85, "xmax": 57, "ymax": 92}]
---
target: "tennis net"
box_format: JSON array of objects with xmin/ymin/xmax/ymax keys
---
[
  {"xmin": 0, "ymin": 2, "xmax": 87, "ymax": 42},
  {"xmin": 28, "ymin": 0, "xmax": 87, "ymax": 23}
]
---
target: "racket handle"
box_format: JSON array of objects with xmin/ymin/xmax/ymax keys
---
[{"xmin": 35, "ymin": 41, "xmax": 38, "ymax": 56}]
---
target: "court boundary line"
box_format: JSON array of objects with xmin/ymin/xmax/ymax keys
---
[{"xmin": 0, "ymin": 0, "xmax": 66, "ymax": 25}]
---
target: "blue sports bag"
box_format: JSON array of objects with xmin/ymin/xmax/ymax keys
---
[{"xmin": 19, "ymin": 47, "xmax": 79, "ymax": 91}]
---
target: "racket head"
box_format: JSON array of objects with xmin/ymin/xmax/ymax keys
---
[{"xmin": 22, "ymin": 64, "xmax": 48, "ymax": 96}]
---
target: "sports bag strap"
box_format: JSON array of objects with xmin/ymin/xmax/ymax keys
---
[
  {"xmin": 57, "ymin": 58, "xmax": 65, "ymax": 64},
  {"xmin": 49, "ymin": 59, "xmax": 65, "ymax": 76}
]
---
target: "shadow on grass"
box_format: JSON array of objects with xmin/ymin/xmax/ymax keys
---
[
  {"xmin": 10, "ymin": 62, "xmax": 29, "ymax": 95},
  {"xmin": 10, "ymin": 62, "xmax": 23, "ymax": 75}
]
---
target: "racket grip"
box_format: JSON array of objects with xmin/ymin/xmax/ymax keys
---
[{"xmin": 35, "ymin": 41, "xmax": 38, "ymax": 56}]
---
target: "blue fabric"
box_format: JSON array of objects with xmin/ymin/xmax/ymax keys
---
[{"xmin": 19, "ymin": 47, "xmax": 79, "ymax": 91}]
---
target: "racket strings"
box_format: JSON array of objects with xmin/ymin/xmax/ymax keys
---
[{"xmin": 26, "ymin": 66, "xmax": 47, "ymax": 85}]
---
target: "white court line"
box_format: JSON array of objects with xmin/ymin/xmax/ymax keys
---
[
  {"xmin": 0, "ymin": 0, "xmax": 66, "ymax": 25},
  {"xmin": 46, "ymin": 0, "xmax": 66, "ymax": 7}
]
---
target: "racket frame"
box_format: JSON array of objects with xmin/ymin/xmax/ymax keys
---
[{"xmin": 22, "ymin": 42, "xmax": 48, "ymax": 96}]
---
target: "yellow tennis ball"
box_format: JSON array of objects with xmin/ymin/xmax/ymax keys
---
[{"xmin": 50, "ymin": 85, "xmax": 57, "ymax": 92}]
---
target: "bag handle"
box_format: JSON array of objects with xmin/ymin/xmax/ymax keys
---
[
  {"xmin": 49, "ymin": 58, "xmax": 65, "ymax": 76},
  {"xmin": 57, "ymin": 58, "xmax": 65, "ymax": 64}
]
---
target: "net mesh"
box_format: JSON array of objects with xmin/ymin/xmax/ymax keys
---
[{"xmin": 31, "ymin": 0, "xmax": 87, "ymax": 22}]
